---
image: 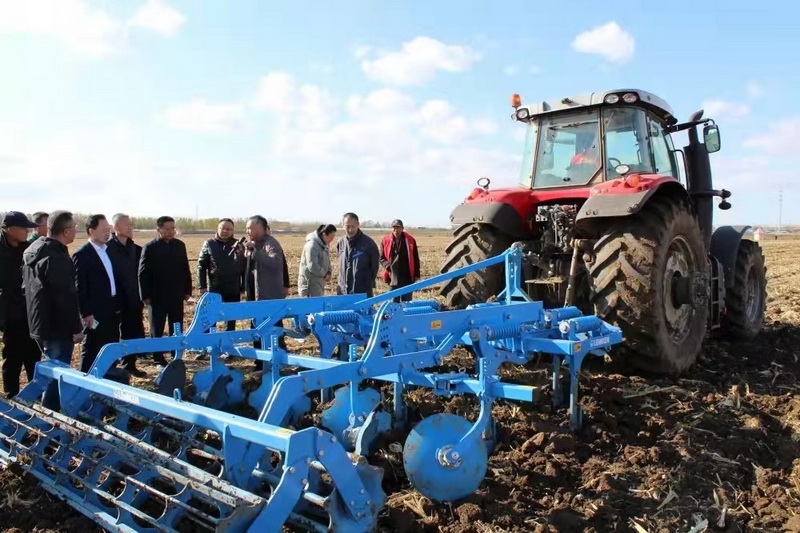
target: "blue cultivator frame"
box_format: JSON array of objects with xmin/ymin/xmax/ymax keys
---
[{"xmin": 0, "ymin": 245, "xmax": 622, "ymax": 532}]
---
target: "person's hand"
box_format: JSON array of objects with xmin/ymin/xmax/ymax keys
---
[
  {"xmin": 283, "ymin": 287, "xmax": 290, "ymax": 297},
  {"xmin": 143, "ymin": 298, "xmax": 151, "ymax": 306},
  {"xmin": 199, "ymin": 288, "xmax": 207, "ymax": 294},
  {"xmin": 82, "ymin": 315, "xmax": 94, "ymax": 328},
  {"xmin": 73, "ymin": 332, "xmax": 85, "ymax": 342},
  {"xmin": 324, "ymin": 274, "xmax": 331, "ymax": 283}
]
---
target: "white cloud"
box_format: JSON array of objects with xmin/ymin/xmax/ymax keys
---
[
  {"xmin": 247, "ymin": 72, "xmax": 513, "ymax": 221},
  {"xmin": 253, "ymin": 72, "xmax": 337, "ymax": 131},
  {"xmin": 701, "ymin": 100, "xmax": 750, "ymax": 121},
  {"xmin": 360, "ymin": 37, "xmax": 480, "ymax": 86},
  {"xmin": 128, "ymin": 0, "xmax": 185, "ymax": 37},
  {"xmin": 572, "ymin": 22, "xmax": 635, "ymax": 64},
  {"xmin": 0, "ymin": 0, "xmax": 122, "ymax": 57},
  {"xmin": 160, "ymin": 99, "xmax": 245, "ymax": 134},
  {"xmin": 745, "ymin": 81, "xmax": 766, "ymax": 99},
  {"xmin": 743, "ymin": 116, "xmax": 800, "ymax": 155}
]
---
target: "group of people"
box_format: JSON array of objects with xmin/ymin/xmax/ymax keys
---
[{"xmin": 0, "ymin": 209, "xmax": 421, "ymax": 401}]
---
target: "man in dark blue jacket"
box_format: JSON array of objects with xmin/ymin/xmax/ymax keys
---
[
  {"xmin": 73, "ymin": 214, "xmax": 121, "ymax": 372},
  {"xmin": 0, "ymin": 212, "xmax": 42, "ymax": 397},
  {"xmin": 336, "ymin": 213, "xmax": 379, "ymax": 297},
  {"xmin": 198, "ymin": 218, "xmax": 244, "ymax": 330},
  {"xmin": 138, "ymin": 216, "xmax": 192, "ymax": 366}
]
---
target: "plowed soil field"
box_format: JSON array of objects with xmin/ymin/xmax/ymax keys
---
[{"xmin": 1, "ymin": 231, "xmax": 798, "ymax": 532}]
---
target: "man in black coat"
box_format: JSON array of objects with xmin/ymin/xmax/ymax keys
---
[
  {"xmin": 72, "ymin": 214, "xmax": 122, "ymax": 373},
  {"xmin": 107, "ymin": 213, "xmax": 145, "ymax": 376},
  {"xmin": 138, "ymin": 216, "xmax": 192, "ymax": 366},
  {"xmin": 23, "ymin": 210, "xmax": 84, "ymax": 410},
  {"xmin": 0, "ymin": 212, "xmax": 42, "ymax": 397},
  {"xmin": 198, "ymin": 218, "xmax": 244, "ymax": 331}
]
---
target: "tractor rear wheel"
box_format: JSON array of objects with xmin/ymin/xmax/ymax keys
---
[
  {"xmin": 721, "ymin": 241, "xmax": 766, "ymax": 339},
  {"xmin": 588, "ymin": 196, "xmax": 708, "ymax": 373},
  {"xmin": 439, "ymin": 224, "xmax": 513, "ymax": 308}
]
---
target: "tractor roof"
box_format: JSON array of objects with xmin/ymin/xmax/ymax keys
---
[{"xmin": 516, "ymin": 89, "xmax": 676, "ymax": 125}]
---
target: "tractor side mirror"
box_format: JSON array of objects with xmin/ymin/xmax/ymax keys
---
[{"xmin": 703, "ymin": 124, "xmax": 721, "ymax": 153}]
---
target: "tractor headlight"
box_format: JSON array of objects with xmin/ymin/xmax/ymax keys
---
[
  {"xmin": 622, "ymin": 92, "xmax": 639, "ymax": 104},
  {"xmin": 604, "ymin": 94, "xmax": 620, "ymax": 104},
  {"xmin": 515, "ymin": 108, "xmax": 530, "ymax": 120}
]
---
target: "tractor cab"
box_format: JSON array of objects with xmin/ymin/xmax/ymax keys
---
[{"xmin": 513, "ymin": 90, "xmax": 712, "ymax": 191}]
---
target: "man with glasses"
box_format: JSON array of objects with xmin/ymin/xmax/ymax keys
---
[
  {"xmin": 22, "ymin": 210, "xmax": 84, "ymax": 410},
  {"xmin": 138, "ymin": 216, "xmax": 192, "ymax": 366}
]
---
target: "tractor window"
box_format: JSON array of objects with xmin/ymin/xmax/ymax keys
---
[
  {"xmin": 518, "ymin": 122, "xmax": 539, "ymax": 187},
  {"xmin": 603, "ymin": 107, "xmax": 655, "ymax": 178},
  {"xmin": 649, "ymin": 117, "xmax": 677, "ymax": 177},
  {"xmin": 532, "ymin": 110, "xmax": 600, "ymax": 188}
]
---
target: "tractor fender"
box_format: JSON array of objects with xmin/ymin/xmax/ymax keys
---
[
  {"xmin": 710, "ymin": 225, "xmax": 754, "ymax": 288},
  {"xmin": 449, "ymin": 202, "xmax": 529, "ymax": 238},
  {"xmin": 575, "ymin": 177, "xmax": 687, "ymax": 223}
]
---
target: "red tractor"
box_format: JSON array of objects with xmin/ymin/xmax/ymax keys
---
[{"xmin": 441, "ymin": 89, "xmax": 767, "ymax": 373}]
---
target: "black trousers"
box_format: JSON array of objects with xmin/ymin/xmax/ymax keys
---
[
  {"xmin": 148, "ymin": 302, "xmax": 184, "ymax": 360},
  {"xmin": 1, "ymin": 320, "xmax": 41, "ymax": 397},
  {"xmin": 119, "ymin": 303, "xmax": 145, "ymax": 368},
  {"xmin": 390, "ymin": 285, "xmax": 413, "ymax": 303},
  {"xmin": 221, "ymin": 292, "xmax": 240, "ymax": 331},
  {"xmin": 80, "ymin": 313, "xmax": 121, "ymax": 373}
]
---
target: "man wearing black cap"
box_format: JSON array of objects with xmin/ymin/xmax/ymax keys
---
[
  {"xmin": 379, "ymin": 219, "xmax": 420, "ymax": 302},
  {"xmin": 0, "ymin": 212, "xmax": 42, "ymax": 397}
]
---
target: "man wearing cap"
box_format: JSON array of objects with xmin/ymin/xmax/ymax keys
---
[
  {"xmin": 27, "ymin": 212, "xmax": 48, "ymax": 244},
  {"xmin": 0, "ymin": 212, "xmax": 42, "ymax": 397},
  {"xmin": 379, "ymin": 219, "xmax": 421, "ymax": 302}
]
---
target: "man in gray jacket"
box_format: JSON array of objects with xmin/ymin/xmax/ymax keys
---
[
  {"xmin": 244, "ymin": 215, "xmax": 287, "ymax": 367},
  {"xmin": 244, "ymin": 215, "xmax": 287, "ymax": 301}
]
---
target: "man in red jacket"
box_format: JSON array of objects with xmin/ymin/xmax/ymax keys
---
[{"xmin": 380, "ymin": 219, "xmax": 420, "ymax": 302}]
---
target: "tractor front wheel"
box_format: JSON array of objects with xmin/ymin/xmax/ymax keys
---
[
  {"xmin": 439, "ymin": 224, "xmax": 513, "ymax": 308},
  {"xmin": 589, "ymin": 196, "xmax": 708, "ymax": 373}
]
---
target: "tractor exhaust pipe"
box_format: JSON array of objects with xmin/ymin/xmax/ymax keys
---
[{"xmin": 683, "ymin": 110, "xmax": 714, "ymax": 248}]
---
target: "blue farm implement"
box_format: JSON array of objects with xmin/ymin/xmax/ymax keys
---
[{"xmin": 0, "ymin": 245, "xmax": 622, "ymax": 532}]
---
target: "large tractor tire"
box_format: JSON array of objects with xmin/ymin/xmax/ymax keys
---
[
  {"xmin": 588, "ymin": 196, "xmax": 708, "ymax": 373},
  {"xmin": 439, "ymin": 224, "xmax": 513, "ymax": 308},
  {"xmin": 721, "ymin": 241, "xmax": 766, "ymax": 339}
]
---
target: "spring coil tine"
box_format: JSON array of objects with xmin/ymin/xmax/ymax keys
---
[
  {"xmin": 402, "ymin": 306, "xmax": 437, "ymax": 315},
  {"xmin": 487, "ymin": 325, "xmax": 522, "ymax": 341},
  {"xmin": 317, "ymin": 310, "xmax": 360, "ymax": 326},
  {"xmin": 403, "ymin": 299, "xmax": 439, "ymax": 309}
]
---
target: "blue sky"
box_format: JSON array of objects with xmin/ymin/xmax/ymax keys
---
[{"xmin": 0, "ymin": 0, "xmax": 797, "ymax": 227}]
